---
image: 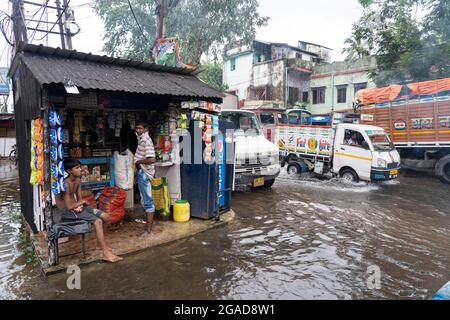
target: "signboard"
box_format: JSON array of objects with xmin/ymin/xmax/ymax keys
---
[
  {"xmin": 181, "ymin": 101, "xmax": 222, "ymax": 112},
  {"xmin": 0, "ymin": 67, "xmax": 9, "ymax": 96},
  {"xmin": 361, "ymin": 114, "xmax": 374, "ymax": 121},
  {"xmin": 276, "ymin": 126, "xmax": 333, "ymax": 158}
]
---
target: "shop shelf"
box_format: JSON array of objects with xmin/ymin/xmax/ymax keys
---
[{"xmin": 79, "ymin": 157, "xmax": 115, "ymax": 189}]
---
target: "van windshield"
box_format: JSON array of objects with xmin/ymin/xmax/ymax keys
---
[
  {"xmin": 220, "ymin": 112, "xmax": 261, "ymax": 136},
  {"xmin": 366, "ymin": 130, "xmax": 395, "ymax": 151}
]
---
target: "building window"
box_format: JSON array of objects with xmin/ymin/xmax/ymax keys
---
[
  {"xmin": 230, "ymin": 58, "xmax": 236, "ymax": 71},
  {"xmin": 337, "ymin": 86, "xmax": 347, "ymax": 104},
  {"xmin": 354, "ymin": 82, "xmax": 367, "ymax": 93},
  {"xmin": 296, "ymin": 53, "xmax": 303, "ymax": 60},
  {"xmin": 251, "ymin": 86, "xmax": 267, "ymax": 100},
  {"xmin": 312, "ymin": 87, "xmax": 325, "ymax": 104},
  {"xmin": 302, "ymin": 91, "xmax": 309, "ymax": 103}
]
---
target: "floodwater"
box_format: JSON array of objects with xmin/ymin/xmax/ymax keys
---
[{"xmin": 0, "ymin": 162, "xmax": 449, "ymax": 300}]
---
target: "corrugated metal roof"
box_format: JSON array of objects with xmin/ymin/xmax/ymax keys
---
[{"xmin": 10, "ymin": 43, "xmax": 224, "ymax": 100}]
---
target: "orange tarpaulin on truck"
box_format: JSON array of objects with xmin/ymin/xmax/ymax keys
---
[
  {"xmin": 407, "ymin": 78, "xmax": 450, "ymax": 96},
  {"xmin": 355, "ymin": 85, "xmax": 402, "ymax": 105},
  {"xmin": 355, "ymin": 77, "xmax": 450, "ymax": 105}
]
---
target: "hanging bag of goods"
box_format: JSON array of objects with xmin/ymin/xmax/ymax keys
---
[
  {"xmin": 113, "ymin": 150, "xmax": 134, "ymax": 190},
  {"xmin": 30, "ymin": 119, "xmax": 44, "ymax": 186},
  {"xmin": 98, "ymin": 186, "xmax": 126, "ymax": 224},
  {"xmin": 49, "ymin": 111, "xmax": 65, "ymax": 195},
  {"xmin": 151, "ymin": 177, "xmax": 171, "ymax": 218}
]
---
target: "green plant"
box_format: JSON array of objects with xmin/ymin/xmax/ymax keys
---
[
  {"xmin": 18, "ymin": 226, "xmax": 38, "ymax": 266},
  {"xmin": 9, "ymin": 210, "xmax": 22, "ymax": 224}
]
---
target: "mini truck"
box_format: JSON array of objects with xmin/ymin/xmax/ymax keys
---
[{"xmin": 276, "ymin": 114, "xmax": 401, "ymax": 183}]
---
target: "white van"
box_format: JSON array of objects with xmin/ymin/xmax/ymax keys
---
[{"xmin": 220, "ymin": 110, "xmax": 281, "ymax": 189}]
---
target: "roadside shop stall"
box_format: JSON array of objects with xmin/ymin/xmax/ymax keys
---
[{"xmin": 9, "ymin": 43, "xmax": 234, "ymax": 266}]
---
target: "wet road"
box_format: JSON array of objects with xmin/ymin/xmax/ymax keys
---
[
  {"xmin": 0, "ymin": 162, "xmax": 31, "ymax": 300},
  {"xmin": 1, "ymin": 164, "xmax": 449, "ymax": 300}
]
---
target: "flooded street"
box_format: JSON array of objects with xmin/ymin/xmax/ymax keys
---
[
  {"xmin": 0, "ymin": 163, "xmax": 449, "ymax": 300},
  {"xmin": 0, "ymin": 162, "xmax": 33, "ymax": 300}
]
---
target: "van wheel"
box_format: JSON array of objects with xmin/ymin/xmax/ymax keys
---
[
  {"xmin": 435, "ymin": 155, "xmax": 450, "ymax": 184},
  {"xmin": 263, "ymin": 179, "xmax": 275, "ymax": 188},
  {"xmin": 340, "ymin": 168, "xmax": 359, "ymax": 184},
  {"xmin": 287, "ymin": 163, "xmax": 301, "ymax": 175}
]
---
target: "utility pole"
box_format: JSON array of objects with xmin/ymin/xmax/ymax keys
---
[
  {"xmin": 54, "ymin": 0, "xmax": 66, "ymax": 49},
  {"xmin": 11, "ymin": 0, "xmax": 28, "ymax": 49},
  {"xmin": 62, "ymin": 0, "xmax": 72, "ymax": 50}
]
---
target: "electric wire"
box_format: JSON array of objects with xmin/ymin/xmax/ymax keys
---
[
  {"xmin": 25, "ymin": 0, "xmax": 48, "ymax": 26},
  {"xmin": 126, "ymin": 0, "xmax": 150, "ymax": 42},
  {"xmin": 0, "ymin": 11, "xmax": 14, "ymax": 47},
  {"xmin": 34, "ymin": 0, "xmax": 71, "ymax": 41},
  {"xmin": 29, "ymin": 1, "xmax": 50, "ymax": 43}
]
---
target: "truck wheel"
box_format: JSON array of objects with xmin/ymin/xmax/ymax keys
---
[
  {"xmin": 340, "ymin": 168, "xmax": 359, "ymax": 184},
  {"xmin": 263, "ymin": 179, "xmax": 275, "ymax": 188},
  {"xmin": 287, "ymin": 163, "xmax": 302, "ymax": 175},
  {"xmin": 435, "ymin": 155, "xmax": 450, "ymax": 184}
]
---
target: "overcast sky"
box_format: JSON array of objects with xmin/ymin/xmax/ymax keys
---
[{"xmin": 0, "ymin": 0, "xmax": 364, "ymax": 67}]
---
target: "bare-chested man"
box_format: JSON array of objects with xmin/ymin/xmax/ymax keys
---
[{"xmin": 56, "ymin": 158, "xmax": 122, "ymax": 263}]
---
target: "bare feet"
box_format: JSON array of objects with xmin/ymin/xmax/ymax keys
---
[
  {"xmin": 94, "ymin": 243, "xmax": 113, "ymax": 252},
  {"xmin": 102, "ymin": 250, "xmax": 123, "ymax": 262},
  {"xmin": 142, "ymin": 229, "xmax": 152, "ymax": 237}
]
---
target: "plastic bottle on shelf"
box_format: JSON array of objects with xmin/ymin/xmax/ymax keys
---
[{"xmin": 163, "ymin": 136, "xmax": 171, "ymax": 153}]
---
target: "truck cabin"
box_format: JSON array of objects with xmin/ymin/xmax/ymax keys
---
[
  {"xmin": 241, "ymin": 104, "xmax": 287, "ymax": 142},
  {"xmin": 287, "ymin": 109, "xmax": 313, "ymax": 125},
  {"xmin": 343, "ymin": 128, "xmax": 395, "ymax": 152},
  {"xmin": 258, "ymin": 110, "xmax": 288, "ymax": 126}
]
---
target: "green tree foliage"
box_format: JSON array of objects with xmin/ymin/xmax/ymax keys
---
[
  {"xmin": 94, "ymin": 0, "xmax": 268, "ymax": 66},
  {"xmin": 197, "ymin": 63, "xmax": 228, "ymax": 92},
  {"xmin": 343, "ymin": 0, "xmax": 450, "ymax": 86},
  {"xmin": 94, "ymin": 0, "xmax": 156, "ymax": 61}
]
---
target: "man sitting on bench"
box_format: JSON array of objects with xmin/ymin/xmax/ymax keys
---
[{"xmin": 55, "ymin": 158, "xmax": 123, "ymax": 263}]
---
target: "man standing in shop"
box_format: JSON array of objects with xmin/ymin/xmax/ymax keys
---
[{"xmin": 135, "ymin": 121, "xmax": 157, "ymax": 235}]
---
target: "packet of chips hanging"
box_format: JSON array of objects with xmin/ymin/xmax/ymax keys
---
[
  {"xmin": 203, "ymin": 128, "xmax": 213, "ymax": 142},
  {"xmin": 29, "ymin": 120, "xmax": 37, "ymax": 185},
  {"xmin": 180, "ymin": 114, "xmax": 187, "ymax": 129}
]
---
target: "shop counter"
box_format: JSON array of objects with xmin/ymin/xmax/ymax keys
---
[{"xmin": 154, "ymin": 161, "xmax": 174, "ymax": 167}]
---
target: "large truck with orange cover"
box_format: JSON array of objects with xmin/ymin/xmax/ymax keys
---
[{"xmin": 355, "ymin": 78, "xmax": 450, "ymax": 183}]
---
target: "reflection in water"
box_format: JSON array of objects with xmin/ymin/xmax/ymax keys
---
[
  {"xmin": 0, "ymin": 163, "xmax": 31, "ymax": 300},
  {"xmin": 1, "ymin": 165, "xmax": 450, "ymax": 299}
]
